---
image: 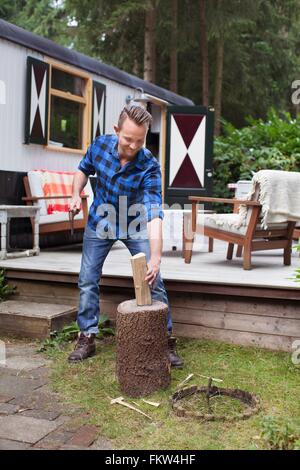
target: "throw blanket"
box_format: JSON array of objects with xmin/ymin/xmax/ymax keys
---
[
  {"xmin": 206, "ymin": 170, "xmax": 300, "ymax": 230},
  {"xmin": 237, "ymin": 169, "xmax": 300, "ymax": 229},
  {"xmin": 35, "ymin": 170, "xmax": 76, "ymax": 214}
]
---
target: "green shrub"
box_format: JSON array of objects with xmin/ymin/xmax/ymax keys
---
[
  {"xmin": 213, "ymin": 110, "xmax": 300, "ymax": 210},
  {"xmin": 0, "ymin": 268, "xmax": 15, "ymax": 301},
  {"xmin": 38, "ymin": 315, "xmax": 115, "ymax": 353},
  {"xmin": 260, "ymin": 415, "xmax": 300, "ymax": 450},
  {"xmin": 292, "ymin": 243, "xmax": 300, "ymax": 282}
]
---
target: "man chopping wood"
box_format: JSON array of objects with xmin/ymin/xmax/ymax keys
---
[{"xmin": 68, "ymin": 105, "xmax": 183, "ymax": 368}]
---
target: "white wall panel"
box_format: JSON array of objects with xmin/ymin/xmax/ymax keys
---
[{"xmin": 0, "ymin": 39, "xmax": 143, "ymax": 173}]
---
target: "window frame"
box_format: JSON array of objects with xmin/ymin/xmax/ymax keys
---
[{"xmin": 46, "ymin": 59, "xmax": 92, "ymax": 154}]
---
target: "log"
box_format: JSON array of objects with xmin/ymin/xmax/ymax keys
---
[
  {"xmin": 130, "ymin": 253, "xmax": 151, "ymax": 305},
  {"xmin": 116, "ymin": 299, "xmax": 171, "ymax": 397}
]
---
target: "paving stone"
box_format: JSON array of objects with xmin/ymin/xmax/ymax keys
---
[
  {"xmin": 60, "ymin": 414, "xmax": 90, "ymax": 433},
  {"xmin": 0, "ymin": 438, "xmax": 30, "ymax": 450},
  {"xmin": 10, "ymin": 390, "xmax": 63, "ymax": 412},
  {"xmin": 1, "ymin": 356, "xmax": 48, "ymax": 371},
  {"xmin": 33, "ymin": 429, "xmax": 74, "ymax": 450},
  {"xmin": 0, "ymin": 394, "xmax": 14, "ymax": 403},
  {"xmin": 0, "ymin": 415, "xmax": 59, "ymax": 444},
  {"xmin": 66, "ymin": 425, "xmax": 98, "ymax": 447},
  {"xmin": 89, "ymin": 436, "xmax": 114, "ymax": 450},
  {"xmin": 53, "ymin": 415, "xmax": 71, "ymax": 426},
  {"xmin": 20, "ymin": 409, "xmax": 61, "ymax": 421},
  {"xmin": 0, "ymin": 374, "xmax": 44, "ymax": 397},
  {"xmin": 5, "ymin": 343, "xmax": 40, "ymax": 358},
  {"xmin": 59, "ymin": 444, "xmax": 90, "ymax": 450},
  {"xmin": 0, "ymin": 403, "xmax": 20, "ymax": 415},
  {"xmin": 23, "ymin": 367, "xmax": 50, "ymax": 380}
]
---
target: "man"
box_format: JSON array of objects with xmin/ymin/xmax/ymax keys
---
[{"xmin": 68, "ymin": 105, "xmax": 183, "ymax": 368}]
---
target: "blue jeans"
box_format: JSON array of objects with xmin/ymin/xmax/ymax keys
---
[{"xmin": 77, "ymin": 225, "xmax": 172, "ymax": 334}]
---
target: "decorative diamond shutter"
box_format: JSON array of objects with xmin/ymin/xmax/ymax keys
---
[
  {"xmin": 91, "ymin": 81, "xmax": 106, "ymax": 141},
  {"xmin": 25, "ymin": 57, "xmax": 49, "ymax": 145},
  {"xmin": 165, "ymin": 106, "xmax": 214, "ymax": 207}
]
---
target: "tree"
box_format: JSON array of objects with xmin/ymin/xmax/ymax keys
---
[
  {"xmin": 207, "ymin": 0, "xmax": 261, "ymax": 135},
  {"xmin": 170, "ymin": 0, "xmax": 178, "ymax": 93},
  {"xmin": 12, "ymin": 0, "xmax": 68, "ymax": 44},
  {"xmin": 144, "ymin": 0, "xmax": 158, "ymax": 82},
  {"xmin": 199, "ymin": 0, "xmax": 209, "ymax": 106}
]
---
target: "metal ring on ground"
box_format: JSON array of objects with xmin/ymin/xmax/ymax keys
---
[{"xmin": 171, "ymin": 384, "xmax": 260, "ymax": 422}]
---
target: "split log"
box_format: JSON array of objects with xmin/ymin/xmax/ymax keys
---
[
  {"xmin": 116, "ymin": 299, "xmax": 171, "ymax": 397},
  {"xmin": 130, "ymin": 253, "xmax": 151, "ymax": 305}
]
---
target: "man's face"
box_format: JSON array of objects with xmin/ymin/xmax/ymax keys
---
[{"xmin": 114, "ymin": 117, "xmax": 148, "ymax": 160}]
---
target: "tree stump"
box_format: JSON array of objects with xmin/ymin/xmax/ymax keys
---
[{"xmin": 116, "ymin": 299, "xmax": 171, "ymax": 397}]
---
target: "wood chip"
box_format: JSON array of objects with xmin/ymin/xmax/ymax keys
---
[
  {"xmin": 198, "ymin": 374, "xmax": 223, "ymax": 383},
  {"xmin": 142, "ymin": 399, "xmax": 160, "ymax": 407},
  {"xmin": 110, "ymin": 396, "xmax": 152, "ymax": 420},
  {"xmin": 177, "ymin": 373, "xmax": 194, "ymax": 388}
]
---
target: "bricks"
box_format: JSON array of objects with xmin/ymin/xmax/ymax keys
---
[
  {"xmin": 66, "ymin": 425, "xmax": 98, "ymax": 447},
  {"xmin": 20, "ymin": 409, "xmax": 60, "ymax": 421},
  {"xmin": 0, "ymin": 416, "xmax": 58, "ymax": 444}
]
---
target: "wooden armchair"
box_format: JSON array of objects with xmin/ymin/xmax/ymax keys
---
[
  {"xmin": 22, "ymin": 172, "xmax": 91, "ymax": 235},
  {"xmin": 184, "ymin": 192, "xmax": 296, "ymax": 270}
]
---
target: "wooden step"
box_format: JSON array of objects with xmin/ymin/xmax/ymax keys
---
[{"xmin": 0, "ymin": 300, "xmax": 77, "ymax": 339}]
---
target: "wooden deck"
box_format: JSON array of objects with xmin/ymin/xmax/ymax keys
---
[{"xmin": 0, "ymin": 239, "xmax": 300, "ymax": 351}]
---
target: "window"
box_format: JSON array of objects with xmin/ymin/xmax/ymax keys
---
[{"xmin": 48, "ymin": 62, "xmax": 91, "ymax": 152}]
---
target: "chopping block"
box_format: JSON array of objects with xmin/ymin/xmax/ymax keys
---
[{"xmin": 116, "ymin": 253, "xmax": 171, "ymax": 397}]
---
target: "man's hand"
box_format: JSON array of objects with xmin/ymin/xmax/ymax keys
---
[
  {"xmin": 145, "ymin": 257, "xmax": 161, "ymax": 287},
  {"xmin": 69, "ymin": 195, "xmax": 82, "ymax": 215}
]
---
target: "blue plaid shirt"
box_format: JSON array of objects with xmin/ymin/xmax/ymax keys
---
[{"xmin": 78, "ymin": 134, "xmax": 164, "ymax": 239}]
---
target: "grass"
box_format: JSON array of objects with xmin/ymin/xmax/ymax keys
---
[{"xmin": 44, "ymin": 336, "xmax": 300, "ymax": 450}]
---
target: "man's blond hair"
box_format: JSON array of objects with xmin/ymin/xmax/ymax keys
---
[{"xmin": 118, "ymin": 105, "xmax": 152, "ymax": 129}]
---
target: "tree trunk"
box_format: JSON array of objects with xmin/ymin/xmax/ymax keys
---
[
  {"xmin": 170, "ymin": 0, "xmax": 178, "ymax": 93},
  {"xmin": 144, "ymin": 1, "xmax": 157, "ymax": 83},
  {"xmin": 116, "ymin": 299, "xmax": 170, "ymax": 397},
  {"xmin": 214, "ymin": 36, "xmax": 224, "ymax": 136},
  {"xmin": 200, "ymin": 0, "xmax": 209, "ymax": 106}
]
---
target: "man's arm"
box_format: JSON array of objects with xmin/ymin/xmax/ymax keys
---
[
  {"xmin": 145, "ymin": 217, "xmax": 163, "ymax": 286},
  {"xmin": 69, "ymin": 170, "xmax": 89, "ymax": 214}
]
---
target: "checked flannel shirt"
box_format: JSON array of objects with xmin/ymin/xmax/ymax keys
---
[{"xmin": 78, "ymin": 134, "xmax": 164, "ymax": 239}]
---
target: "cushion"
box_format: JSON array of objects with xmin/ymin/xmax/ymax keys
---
[
  {"xmin": 28, "ymin": 170, "xmax": 94, "ymax": 216},
  {"xmin": 39, "ymin": 170, "xmax": 75, "ymax": 214},
  {"xmin": 27, "ymin": 171, "xmax": 48, "ymax": 216},
  {"xmin": 203, "ymin": 213, "xmax": 288, "ymax": 236}
]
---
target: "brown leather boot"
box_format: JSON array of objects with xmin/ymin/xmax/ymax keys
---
[
  {"xmin": 68, "ymin": 332, "xmax": 96, "ymax": 363},
  {"xmin": 168, "ymin": 336, "xmax": 184, "ymax": 368}
]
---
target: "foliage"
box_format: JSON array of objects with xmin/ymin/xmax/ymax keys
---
[
  {"xmin": 291, "ymin": 243, "xmax": 300, "ymax": 282},
  {"xmin": 0, "ymin": 268, "xmax": 15, "ymax": 301},
  {"xmin": 8, "ymin": 0, "xmax": 69, "ymax": 44},
  {"xmin": 260, "ymin": 415, "xmax": 300, "ymax": 450},
  {"xmin": 37, "ymin": 315, "xmax": 115, "ymax": 353},
  {"xmin": 213, "ymin": 110, "xmax": 300, "ymax": 204},
  {"xmin": 5, "ymin": 0, "xmax": 300, "ymax": 126}
]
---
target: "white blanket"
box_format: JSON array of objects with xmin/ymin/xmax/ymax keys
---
[{"xmin": 238, "ymin": 169, "xmax": 300, "ymax": 228}]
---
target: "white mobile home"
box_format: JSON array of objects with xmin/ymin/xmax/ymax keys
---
[{"xmin": 0, "ymin": 19, "xmax": 214, "ymax": 246}]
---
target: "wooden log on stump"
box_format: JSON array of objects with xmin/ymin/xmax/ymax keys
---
[
  {"xmin": 116, "ymin": 252, "xmax": 171, "ymax": 397},
  {"xmin": 130, "ymin": 253, "xmax": 151, "ymax": 306},
  {"xmin": 116, "ymin": 299, "xmax": 171, "ymax": 397}
]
